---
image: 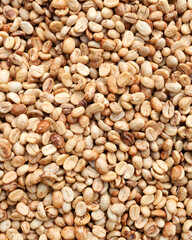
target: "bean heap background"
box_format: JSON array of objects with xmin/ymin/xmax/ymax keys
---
[{"xmin": 0, "ymin": 0, "xmax": 192, "ymax": 239}]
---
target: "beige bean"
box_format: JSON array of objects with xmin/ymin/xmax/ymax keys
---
[
  {"xmin": 100, "ymin": 171, "xmax": 117, "ymax": 182},
  {"xmin": 129, "ymin": 205, "xmax": 140, "ymax": 221},
  {"xmin": 62, "ymin": 187, "xmax": 74, "ymax": 202},
  {"xmin": 145, "ymin": 127, "xmax": 157, "ymax": 141},
  {"xmin": 111, "ymin": 203, "xmax": 126, "ymax": 215},
  {"xmin": 20, "ymin": 21, "xmax": 34, "ymax": 34},
  {"xmin": 3, "ymin": 171, "xmax": 17, "ymax": 184},
  {"xmin": 75, "ymin": 201, "xmax": 87, "ymax": 217},
  {"xmin": 16, "ymin": 203, "xmax": 29, "ymax": 216},
  {"xmin": 8, "ymin": 189, "xmax": 24, "ymax": 202},
  {"xmin": 63, "ymin": 37, "xmax": 75, "ymax": 54},
  {"xmin": 92, "ymin": 225, "xmax": 106, "ymax": 238},
  {"xmin": 166, "ymin": 199, "xmax": 177, "ymax": 214},
  {"xmin": 136, "ymin": 20, "xmax": 152, "ymax": 36}
]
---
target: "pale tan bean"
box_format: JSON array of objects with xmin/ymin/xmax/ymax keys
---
[
  {"xmin": 42, "ymin": 144, "xmax": 57, "ymax": 156},
  {"xmin": 62, "ymin": 187, "xmax": 74, "ymax": 202},
  {"xmin": 111, "ymin": 203, "xmax": 126, "ymax": 215},
  {"xmin": 63, "ymin": 155, "xmax": 78, "ymax": 171},
  {"xmin": 83, "ymin": 150, "xmax": 99, "ymax": 161},
  {"xmin": 166, "ymin": 199, "xmax": 177, "ymax": 215},
  {"xmin": 20, "ymin": 21, "xmax": 34, "ymax": 34},
  {"xmin": 145, "ymin": 127, "xmax": 157, "ymax": 141},
  {"xmin": 140, "ymin": 195, "xmax": 155, "ymax": 206},
  {"xmin": 91, "ymin": 209, "xmax": 104, "ymax": 221},
  {"xmin": 77, "ymin": 63, "xmax": 90, "ymax": 76},
  {"xmin": 136, "ymin": 20, "xmax": 152, "ymax": 36},
  {"xmin": 100, "ymin": 171, "xmax": 117, "ymax": 182},
  {"xmin": 129, "ymin": 118, "xmax": 145, "ymax": 131},
  {"xmin": 100, "ymin": 194, "xmax": 110, "ymax": 211},
  {"xmin": 123, "ymin": 164, "xmax": 135, "ymax": 179},
  {"xmin": 8, "ymin": 189, "xmax": 24, "ymax": 202},
  {"xmin": 115, "ymin": 162, "xmax": 128, "ymax": 175},
  {"xmin": 75, "ymin": 201, "xmax": 87, "ymax": 217},
  {"xmin": 131, "ymin": 92, "xmax": 145, "ymax": 105},
  {"xmin": 92, "ymin": 225, "xmax": 106, "ymax": 238},
  {"xmin": 3, "ymin": 171, "xmax": 17, "ymax": 184},
  {"xmin": 63, "ymin": 37, "xmax": 75, "ymax": 54},
  {"xmin": 129, "ymin": 204, "xmax": 140, "ymax": 221},
  {"xmin": 104, "ymin": 0, "xmax": 119, "ymax": 8},
  {"xmin": 55, "ymin": 92, "xmax": 70, "ymax": 104},
  {"xmin": 16, "ymin": 203, "xmax": 29, "ymax": 216}
]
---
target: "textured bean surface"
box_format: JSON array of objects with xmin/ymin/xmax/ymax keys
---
[{"xmin": 0, "ymin": 0, "xmax": 192, "ymax": 239}]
